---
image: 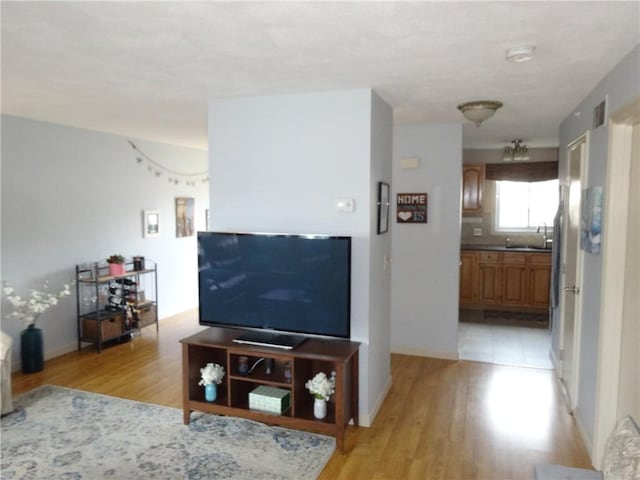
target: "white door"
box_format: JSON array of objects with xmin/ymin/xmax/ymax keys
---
[{"xmin": 560, "ymin": 136, "xmax": 586, "ymax": 407}]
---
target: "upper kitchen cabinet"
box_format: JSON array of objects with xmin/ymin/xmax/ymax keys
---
[{"xmin": 462, "ymin": 165, "xmax": 484, "ymax": 216}]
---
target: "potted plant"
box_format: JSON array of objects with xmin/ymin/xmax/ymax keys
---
[
  {"xmin": 305, "ymin": 371, "xmax": 335, "ymax": 419},
  {"xmin": 198, "ymin": 362, "xmax": 225, "ymax": 402},
  {"xmin": 106, "ymin": 254, "xmax": 126, "ymax": 276}
]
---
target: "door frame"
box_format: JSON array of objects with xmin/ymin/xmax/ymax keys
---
[
  {"xmin": 557, "ymin": 133, "xmax": 588, "ymax": 409},
  {"xmin": 592, "ymin": 97, "xmax": 640, "ymax": 467}
]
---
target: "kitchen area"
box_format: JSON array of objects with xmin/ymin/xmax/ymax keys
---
[{"xmin": 458, "ymin": 147, "xmax": 559, "ymax": 368}]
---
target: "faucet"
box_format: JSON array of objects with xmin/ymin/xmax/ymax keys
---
[{"xmin": 536, "ymin": 222, "xmax": 548, "ymax": 248}]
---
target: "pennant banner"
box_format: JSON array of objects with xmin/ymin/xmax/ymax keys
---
[{"xmin": 128, "ymin": 140, "xmax": 209, "ymax": 186}]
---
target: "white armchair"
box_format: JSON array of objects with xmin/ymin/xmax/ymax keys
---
[{"xmin": 0, "ymin": 330, "xmax": 14, "ymax": 415}]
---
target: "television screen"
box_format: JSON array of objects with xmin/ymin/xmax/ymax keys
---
[{"xmin": 198, "ymin": 232, "xmax": 351, "ymax": 340}]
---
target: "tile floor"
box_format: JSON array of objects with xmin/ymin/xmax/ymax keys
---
[{"xmin": 458, "ymin": 322, "xmax": 553, "ymax": 369}]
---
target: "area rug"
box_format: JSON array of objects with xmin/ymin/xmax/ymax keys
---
[{"xmin": 1, "ymin": 385, "xmax": 335, "ymax": 479}]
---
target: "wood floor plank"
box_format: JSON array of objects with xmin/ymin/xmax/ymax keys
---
[{"xmin": 9, "ymin": 310, "xmax": 593, "ymax": 479}]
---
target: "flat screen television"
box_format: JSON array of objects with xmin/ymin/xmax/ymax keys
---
[{"xmin": 198, "ymin": 231, "xmax": 351, "ymax": 349}]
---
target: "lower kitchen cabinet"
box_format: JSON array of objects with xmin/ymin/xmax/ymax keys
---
[
  {"xmin": 528, "ymin": 256, "xmax": 552, "ymax": 308},
  {"xmin": 478, "ymin": 261, "xmax": 501, "ymax": 305},
  {"xmin": 501, "ymin": 254, "xmax": 527, "ymax": 306},
  {"xmin": 459, "ymin": 252, "xmax": 478, "ymax": 304},
  {"xmin": 459, "ymin": 250, "xmax": 551, "ymax": 311}
]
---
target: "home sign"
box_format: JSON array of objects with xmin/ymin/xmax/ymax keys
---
[{"xmin": 397, "ymin": 193, "xmax": 428, "ymax": 224}]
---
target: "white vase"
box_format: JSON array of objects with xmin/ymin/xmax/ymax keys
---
[{"xmin": 313, "ymin": 398, "xmax": 327, "ymax": 419}]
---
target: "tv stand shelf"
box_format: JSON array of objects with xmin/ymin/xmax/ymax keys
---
[{"xmin": 180, "ymin": 327, "xmax": 360, "ymax": 451}]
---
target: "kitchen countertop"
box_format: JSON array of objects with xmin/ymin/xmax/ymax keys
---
[{"xmin": 461, "ymin": 244, "xmax": 552, "ymax": 253}]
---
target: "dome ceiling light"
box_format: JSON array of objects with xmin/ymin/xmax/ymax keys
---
[
  {"xmin": 502, "ymin": 139, "xmax": 530, "ymax": 162},
  {"xmin": 457, "ymin": 100, "xmax": 503, "ymax": 127},
  {"xmin": 505, "ymin": 45, "xmax": 536, "ymax": 63}
]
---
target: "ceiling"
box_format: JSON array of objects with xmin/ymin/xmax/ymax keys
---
[{"xmin": 2, "ymin": 2, "xmax": 639, "ymax": 151}]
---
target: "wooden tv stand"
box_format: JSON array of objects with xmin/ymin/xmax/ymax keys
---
[{"xmin": 180, "ymin": 327, "xmax": 360, "ymax": 451}]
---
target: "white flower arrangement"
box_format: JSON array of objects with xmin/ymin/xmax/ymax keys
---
[
  {"xmin": 305, "ymin": 372, "xmax": 335, "ymax": 401},
  {"xmin": 2, "ymin": 280, "xmax": 73, "ymax": 329},
  {"xmin": 198, "ymin": 362, "xmax": 225, "ymax": 386}
]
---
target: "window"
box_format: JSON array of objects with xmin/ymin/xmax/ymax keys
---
[{"xmin": 495, "ymin": 179, "xmax": 559, "ymax": 232}]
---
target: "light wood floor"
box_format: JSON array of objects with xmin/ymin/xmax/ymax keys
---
[{"xmin": 11, "ymin": 310, "xmax": 593, "ymax": 479}]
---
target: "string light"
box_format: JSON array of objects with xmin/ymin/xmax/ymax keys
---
[{"xmin": 128, "ymin": 140, "xmax": 208, "ymax": 186}]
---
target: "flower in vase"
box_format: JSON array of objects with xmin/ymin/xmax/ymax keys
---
[
  {"xmin": 305, "ymin": 372, "xmax": 335, "ymax": 401},
  {"xmin": 198, "ymin": 362, "xmax": 225, "ymax": 386},
  {"xmin": 2, "ymin": 280, "xmax": 73, "ymax": 329}
]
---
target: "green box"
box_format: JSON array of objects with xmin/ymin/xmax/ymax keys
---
[{"xmin": 249, "ymin": 386, "xmax": 291, "ymax": 414}]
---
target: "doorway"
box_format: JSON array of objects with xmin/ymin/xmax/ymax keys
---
[{"xmin": 458, "ymin": 162, "xmax": 558, "ymax": 369}]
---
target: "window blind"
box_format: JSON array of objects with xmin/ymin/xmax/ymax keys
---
[{"xmin": 485, "ymin": 161, "xmax": 558, "ymax": 182}]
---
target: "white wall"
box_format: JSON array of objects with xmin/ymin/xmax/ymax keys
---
[
  {"xmin": 367, "ymin": 93, "xmax": 393, "ymax": 417},
  {"xmin": 556, "ymin": 44, "xmax": 640, "ymax": 448},
  {"xmin": 1, "ymin": 115, "xmax": 208, "ymax": 366},
  {"xmin": 391, "ymin": 124, "xmax": 463, "ymax": 358},
  {"xmin": 208, "ymin": 89, "xmax": 392, "ymax": 425}
]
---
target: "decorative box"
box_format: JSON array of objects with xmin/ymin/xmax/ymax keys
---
[
  {"xmin": 82, "ymin": 312, "xmax": 124, "ymax": 341},
  {"xmin": 249, "ymin": 386, "xmax": 291, "ymax": 414},
  {"xmin": 136, "ymin": 303, "xmax": 156, "ymax": 328}
]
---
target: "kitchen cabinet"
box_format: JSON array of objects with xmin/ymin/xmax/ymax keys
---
[
  {"xmin": 459, "ymin": 252, "xmax": 478, "ymax": 304},
  {"xmin": 501, "ymin": 253, "xmax": 527, "ymax": 306},
  {"xmin": 528, "ymin": 254, "xmax": 552, "ymax": 308},
  {"xmin": 462, "ymin": 165, "xmax": 484, "ymax": 216},
  {"xmin": 478, "ymin": 252, "xmax": 500, "ymax": 304},
  {"xmin": 459, "ymin": 250, "xmax": 551, "ymax": 311}
]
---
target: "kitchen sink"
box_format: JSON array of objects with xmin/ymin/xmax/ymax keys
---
[{"xmin": 506, "ymin": 244, "xmax": 550, "ymax": 250}]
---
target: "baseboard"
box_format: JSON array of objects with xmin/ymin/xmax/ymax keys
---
[
  {"xmin": 573, "ymin": 406, "xmax": 595, "ymax": 466},
  {"xmin": 12, "ymin": 340, "xmax": 78, "ymax": 373},
  {"xmin": 549, "ymin": 347, "xmax": 561, "ymax": 375},
  {"xmin": 45, "ymin": 341, "xmax": 78, "ymax": 361},
  {"xmin": 390, "ymin": 345, "xmax": 459, "ymax": 361},
  {"xmin": 11, "ymin": 315, "xmax": 171, "ymax": 373},
  {"xmin": 359, "ymin": 375, "xmax": 393, "ymax": 427}
]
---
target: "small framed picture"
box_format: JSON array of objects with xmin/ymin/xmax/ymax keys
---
[
  {"xmin": 397, "ymin": 192, "xmax": 428, "ymax": 224},
  {"xmin": 175, "ymin": 197, "xmax": 195, "ymax": 237},
  {"xmin": 377, "ymin": 182, "xmax": 390, "ymax": 234},
  {"xmin": 143, "ymin": 210, "xmax": 160, "ymax": 238}
]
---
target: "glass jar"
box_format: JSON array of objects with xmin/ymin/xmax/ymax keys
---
[
  {"xmin": 283, "ymin": 362, "xmax": 292, "ymax": 383},
  {"xmin": 238, "ymin": 356, "xmax": 249, "ymax": 375}
]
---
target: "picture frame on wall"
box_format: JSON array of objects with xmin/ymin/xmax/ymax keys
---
[
  {"xmin": 580, "ymin": 186, "xmax": 603, "ymax": 254},
  {"xmin": 175, "ymin": 197, "xmax": 195, "ymax": 238},
  {"xmin": 377, "ymin": 182, "xmax": 390, "ymax": 234},
  {"xmin": 142, "ymin": 210, "xmax": 160, "ymax": 238},
  {"xmin": 396, "ymin": 192, "xmax": 428, "ymax": 223}
]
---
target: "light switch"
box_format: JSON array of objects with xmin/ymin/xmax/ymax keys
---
[
  {"xmin": 472, "ymin": 228, "xmax": 483, "ymax": 236},
  {"xmin": 335, "ymin": 198, "xmax": 355, "ymax": 213}
]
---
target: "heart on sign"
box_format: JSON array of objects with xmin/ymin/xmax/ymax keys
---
[{"xmin": 398, "ymin": 211, "xmax": 413, "ymax": 221}]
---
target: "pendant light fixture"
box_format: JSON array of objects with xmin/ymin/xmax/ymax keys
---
[
  {"xmin": 457, "ymin": 100, "xmax": 503, "ymax": 127},
  {"xmin": 502, "ymin": 139, "xmax": 530, "ymax": 162}
]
